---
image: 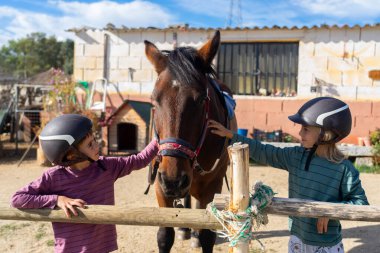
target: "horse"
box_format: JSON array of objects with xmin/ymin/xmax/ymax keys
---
[{"xmin": 144, "ymin": 31, "xmax": 237, "ymax": 253}]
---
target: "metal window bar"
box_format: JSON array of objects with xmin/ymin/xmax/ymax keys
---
[{"xmin": 217, "ymin": 42, "xmax": 299, "ymax": 96}]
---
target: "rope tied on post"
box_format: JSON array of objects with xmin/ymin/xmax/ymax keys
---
[{"xmin": 207, "ymin": 181, "xmax": 276, "ymax": 248}]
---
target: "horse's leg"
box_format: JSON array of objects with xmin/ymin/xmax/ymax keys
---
[
  {"xmin": 155, "ymin": 184, "xmax": 175, "ymax": 253},
  {"xmin": 198, "ymin": 196, "xmax": 216, "ymax": 253},
  {"xmin": 198, "ymin": 175, "xmax": 226, "ymax": 253},
  {"xmin": 177, "ymin": 194, "xmax": 191, "ymax": 240},
  {"xmin": 198, "ymin": 229, "xmax": 216, "ymax": 253},
  {"xmin": 157, "ymin": 227, "xmax": 175, "ymax": 253},
  {"xmin": 190, "ymin": 197, "xmax": 201, "ymax": 248}
]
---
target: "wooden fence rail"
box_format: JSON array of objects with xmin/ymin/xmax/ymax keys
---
[{"xmin": 1, "ymin": 198, "xmax": 379, "ymax": 230}]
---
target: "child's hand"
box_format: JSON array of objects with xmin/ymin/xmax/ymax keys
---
[
  {"xmin": 208, "ymin": 120, "xmax": 234, "ymax": 139},
  {"xmin": 57, "ymin": 196, "xmax": 87, "ymax": 218},
  {"xmin": 317, "ymin": 217, "xmax": 329, "ymax": 233}
]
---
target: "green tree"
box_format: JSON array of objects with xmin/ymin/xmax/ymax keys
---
[{"xmin": 0, "ymin": 33, "xmax": 73, "ymax": 80}]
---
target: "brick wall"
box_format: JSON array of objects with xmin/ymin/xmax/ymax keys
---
[{"xmin": 235, "ymin": 97, "xmax": 380, "ymax": 145}]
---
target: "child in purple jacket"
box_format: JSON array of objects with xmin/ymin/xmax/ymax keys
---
[{"xmin": 11, "ymin": 114, "xmax": 158, "ymax": 253}]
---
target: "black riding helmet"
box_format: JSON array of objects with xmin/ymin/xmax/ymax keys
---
[
  {"xmin": 288, "ymin": 96, "xmax": 352, "ymax": 144},
  {"xmin": 289, "ymin": 97, "xmax": 351, "ymax": 171},
  {"xmin": 39, "ymin": 114, "xmax": 93, "ymax": 166}
]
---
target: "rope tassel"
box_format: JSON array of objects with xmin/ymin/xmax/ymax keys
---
[{"xmin": 207, "ymin": 181, "xmax": 276, "ymax": 248}]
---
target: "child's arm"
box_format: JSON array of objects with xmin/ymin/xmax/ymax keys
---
[
  {"xmin": 11, "ymin": 173, "xmax": 58, "ymax": 209},
  {"xmin": 208, "ymin": 120, "xmax": 298, "ymax": 170},
  {"xmin": 340, "ymin": 164, "xmax": 369, "ymax": 205},
  {"xmin": 11, "ymin": 172, "xmax": 86, "ymax": 218},
  {"xmin": 108, "ymin": 139, "xmax": 159, "ymax": 178}
]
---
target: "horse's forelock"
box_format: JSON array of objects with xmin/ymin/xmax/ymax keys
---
[{"xmin": 164, "ymin": 47, "xmax": 216, "ymax": 87}]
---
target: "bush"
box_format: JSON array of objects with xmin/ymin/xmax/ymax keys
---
[
  {"xmin": 356, "ymin": 164, "xmax": 380, "ymax": 174},
  {"xmin": 370, "ymin": 128, "xmax": 380, "ymax": 165}
]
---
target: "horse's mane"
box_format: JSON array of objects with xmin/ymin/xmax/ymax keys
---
[{"xmin": 162, "ymin": 47, "xmax": 217, "ymax": 87}]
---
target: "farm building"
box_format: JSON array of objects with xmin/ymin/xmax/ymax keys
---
[{"xmin": 68, "ymin": 24, "xmax": 380, "ymax": 150}]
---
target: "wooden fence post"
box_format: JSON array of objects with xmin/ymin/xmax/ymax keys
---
[{"xmin": 228, "ymin": 143, "xmax": 250, "ymax": 253}]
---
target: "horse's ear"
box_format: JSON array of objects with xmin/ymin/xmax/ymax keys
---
[
  {"xmin": 198, "ymin": 30, "xmax": 221, "ymax": 66},
  {"xmin": 144, "ymin": 40, "xmax": 167, "ymax": 74}
]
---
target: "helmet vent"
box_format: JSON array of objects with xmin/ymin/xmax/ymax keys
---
[
  {"xmin": 39, "ymin": 135, "xmax": 75, "ymax": 145},
  {"xmin": 315, "ymin": 105, "xmax": 349, "ymax": 126}
]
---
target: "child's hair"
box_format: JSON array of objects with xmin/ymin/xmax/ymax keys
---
[
  {"xmin": 319, "ymin": 130, "xmax": 346, "ymax": 163},
  {"xmin": 319, "ymin": 143, "xmax": 346, "ymax": 163}
]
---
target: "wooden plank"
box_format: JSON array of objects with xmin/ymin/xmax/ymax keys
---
[
  {"xmin": 214, "ymin": 194, "xmax": 380, "ymax": 222},
  {"xmin": 2, "ymin": 197, "xmax": 380, "ymax": 229},
  {"xmin": 262, "ymin": 142, "xmax": 373, "ymax": 157},
  {"xmin": 0, "ymin": 206, "xmax": 222, "ymax": 230}
]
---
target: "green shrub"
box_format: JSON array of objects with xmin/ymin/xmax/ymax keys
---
[
  {"xmin": 356, "ymin": 164, "xmax": 380, "ymax": 174},
  {"xmin": 370, "ymin": 128, "xmax": 380, "ymax": 165}
]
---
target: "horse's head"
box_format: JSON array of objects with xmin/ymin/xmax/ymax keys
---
[{"xmin": 145, "ymin": 31, "xmax": 221, "ymax": 198}]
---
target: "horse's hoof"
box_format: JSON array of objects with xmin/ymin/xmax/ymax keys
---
[
  {"xmin": 190, "ymin": 237, "xmax": 201, "ymax": 248},
  {"xmin": 177, "ymin": 228, "xmax": 191, "ymax": 240}
]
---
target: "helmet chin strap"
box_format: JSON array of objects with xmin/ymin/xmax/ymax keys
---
[
  {"xmin": 60, "ymin": 146, "xmax": 94, "ymax": 167},
  {"xmin": 304, "ymin": 129, "xmax": 324, "ymax": 171}
]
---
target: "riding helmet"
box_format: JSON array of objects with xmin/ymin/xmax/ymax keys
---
[
  {"xmin": 288, "ymin": 97, "xmax": 352, "ymax": 144},
  {"xmin": 39, "ymin": 114, "xmax": 92, "ymax": 165}
]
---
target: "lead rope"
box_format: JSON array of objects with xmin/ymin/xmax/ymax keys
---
[{"xmin": 207, "ymin": 181, "xmax": 275, "ymax": 249}]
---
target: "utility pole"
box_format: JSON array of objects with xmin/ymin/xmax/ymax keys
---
[{"xmin": 227, "ymin": 0, "xmax": 243, "ymax": 27}]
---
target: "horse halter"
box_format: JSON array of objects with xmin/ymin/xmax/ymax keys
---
[{"xmin": 152, "ymin": 85, "xmax": 210, "ymax": 175}]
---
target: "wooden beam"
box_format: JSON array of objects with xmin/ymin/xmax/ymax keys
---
[
  {"xmin": 262, "ymin": 142, "xmax": 373, "ymax": 157},
  {"xmin": 0, "ymin": 206, "xmax": 222, "ymax": 230},
  {"xmin": 1, "ymin": 197, "xmax": 379, "ymax": 229},
  {"xmin": 213, "ymin": 194, "xmax": 380, "ymax": 222}
]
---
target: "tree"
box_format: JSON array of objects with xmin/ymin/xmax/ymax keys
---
[{"xmin": 0, "ymin": 33, "xmax": 74, "ymax": 80}]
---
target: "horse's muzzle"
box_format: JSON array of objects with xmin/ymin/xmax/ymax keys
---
[{"xmin": 157, "ymin": 171, "xmax": 190, "ymax": 198}]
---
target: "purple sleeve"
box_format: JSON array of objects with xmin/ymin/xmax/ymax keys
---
[
  {"xmin": 105, "ymin": 139, "xmax": 159, "ymax": 179},
  {"xmin": 10, "ymin": 171, "xmax": 58, "ymax": 209}
]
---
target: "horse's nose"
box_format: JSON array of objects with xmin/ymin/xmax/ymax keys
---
[{"xmin": 157, "ymin": 171, "xmax": 190, "ymax": 197}]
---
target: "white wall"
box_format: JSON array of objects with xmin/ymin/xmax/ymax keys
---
[{"xmin": 72, "ymin": 26, "xmax": 380, "ymax": 100}]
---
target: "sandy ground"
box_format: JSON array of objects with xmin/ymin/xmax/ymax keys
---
[{"xmin": 0, "ymin": 146, "xmax": 379, "ymax": 253}]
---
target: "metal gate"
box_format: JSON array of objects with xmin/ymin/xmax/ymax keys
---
[{"xmin": 217, "ymin": 42, "xmax": 299, "ymax": 96}]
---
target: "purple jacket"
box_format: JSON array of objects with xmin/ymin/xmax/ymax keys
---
[{"xmin": 11, "ymin": 140, "xmax": 158, "ymax": 253}]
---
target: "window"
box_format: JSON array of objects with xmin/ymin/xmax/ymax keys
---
[{"xmin": 217, "ymin": 42, "xmax": 299, "ymax": 96}]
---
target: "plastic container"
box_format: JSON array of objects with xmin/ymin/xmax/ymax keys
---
[{"xmin": 237, "ymin": 128, "xmax": 248, "ymax": 137}]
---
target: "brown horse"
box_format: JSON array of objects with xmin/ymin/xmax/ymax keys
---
[{"xmin": 145, "ymin": 31, "xmax": 237, "ymax": 253}]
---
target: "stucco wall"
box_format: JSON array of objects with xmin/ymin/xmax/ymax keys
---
[{"xmin": 72, "ymin": 26, "xmax": 380, "ymax": 100}]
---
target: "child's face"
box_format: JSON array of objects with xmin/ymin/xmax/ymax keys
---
[
  {"xmin": 299, "ymin": 125, "xmax": 321, "ymax": 148},
  {"xmin": 77, "ymin": 134, "xmax": 100, "ymax": 161}
]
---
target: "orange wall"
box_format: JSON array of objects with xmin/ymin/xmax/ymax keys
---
[
  {"xmin": 105, "ymin": 94, "xmax": 380, "ymax": 145},
  {"xmin": 234, "ymin": 98, "xmax": 380, "ymax": 145}
]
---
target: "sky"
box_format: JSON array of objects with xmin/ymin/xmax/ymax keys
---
[{"xmin": 1, "ymin": 0, "xmax": 380, "ymax": 47}]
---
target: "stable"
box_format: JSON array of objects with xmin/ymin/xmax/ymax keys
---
[{"xmin": 105, "ymin": 100, "xmax": 152, "ymax": 155}]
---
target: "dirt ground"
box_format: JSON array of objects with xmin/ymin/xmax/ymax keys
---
[{"xmin": 0, "ymin": 142, "xmax": 379, "ymax": 253}]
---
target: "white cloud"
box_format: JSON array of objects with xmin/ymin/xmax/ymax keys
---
[
  {"xmin": 293, "ymin": 0, "xmax": 380, "ymax": 18},
  {"xmin": 175, "ymin": 0, "xmax": 300, "ymax": 27},
  {"xmin": 0, "ymin": 1, "xmax": 176, "ymax": 46},
  {"xmin": 175, "ymin": 0, "xmax": 230, "ymax": 19}
]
